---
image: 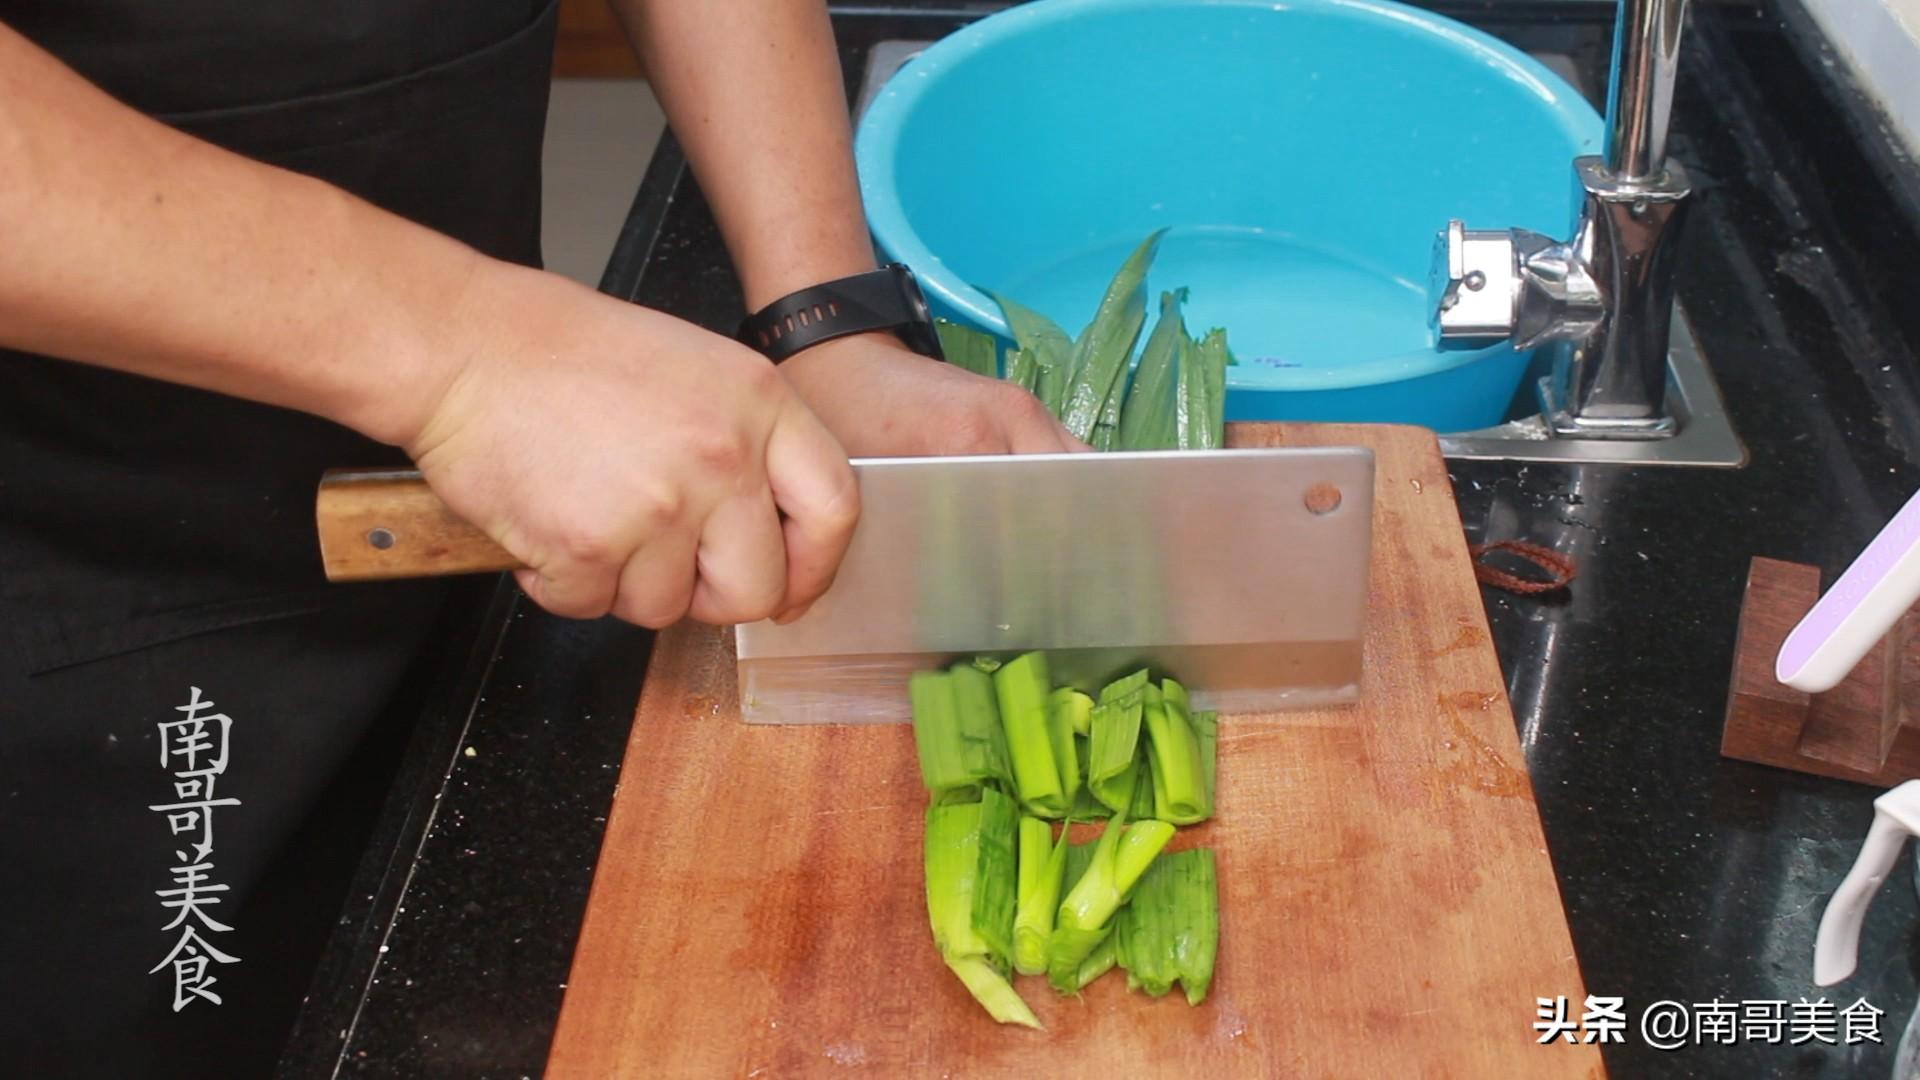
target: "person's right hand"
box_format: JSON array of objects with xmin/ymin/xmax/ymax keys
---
[{"xmin": 392, "ymin": 260, "xmax": 859, "ymax": 628}]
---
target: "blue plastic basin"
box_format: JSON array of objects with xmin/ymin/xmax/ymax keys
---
[{"xmin": 854, "ymin": 0, "xmax": 1603, "ymax": 432}]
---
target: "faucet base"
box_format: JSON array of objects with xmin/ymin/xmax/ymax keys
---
[
  {"xmin": 1537, "ymin": 370, "xmax": 1678, "ymax": 440},
  {"xmin": 1439, "ymin": 307, "xmax": 1745, "ymax": 468}
]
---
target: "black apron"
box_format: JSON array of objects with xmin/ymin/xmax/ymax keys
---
[{"xmin": 0, "ymin": 2, "xmax": 557, "ymax": 1074}]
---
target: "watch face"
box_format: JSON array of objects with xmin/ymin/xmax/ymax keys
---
[
  {"xmin": 893, "ymin": 264, "xmax": 933, "ymax": 324},
  {"xmin": 888, "ymin": 265, "xmax": 945, "ymax": 362}
]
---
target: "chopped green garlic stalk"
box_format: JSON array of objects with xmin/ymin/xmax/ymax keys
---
[
  {"xmin": 993, "ymin": 652, "xmax": 1067, "ymax": 817},
  {"xmin": 910, "ymin": 669, "xmax": 1010, "ymax": 795},
  {"xmin": 1100, "ymin": 668, "xmax": 1151, "ymax": 704},
  {"xmin": 1049, "ymin": 813, "xmax": 1175, "ymax": 977},
  {"xmin": 1073, "ymin": 929, "xmax": 1120, "ymax": 991},
  {"xmin": 1051, "ymin": 687, "xmax": 1095, "ymax": 737},
  {"xmin": 947, "ymin": 955, "xmax": 1041, "ymax": 1028},
  {"xmin": 948, "ymin": 663, "xmax": 1012, "ymax": 786},
  {"xmin": 1117, "ymin": 848, "xmax": 1219, "ymax": 1005},
  {"xmin": 972, "ymin": 786, "xmax": 1019, "ymax": 963},
  {"xmin": 1142, "ymin": 680, "xmax": 1211, "ymax": 824},
  {"xmin": 1012, "ymin": 816, "xmax": 1067, "ymax": 975},
  {"xmin": 1130, "ymin": 751, "xmax": 1157, "ymax": 821},
  {"xmin": 1046, "ymin": 689, "xmax": 1084, "ymax": 806},
  {"xmin": 925, "ymin": 794, "xmax": 1039, "ymax": 1028},
  {"xmin": 1088, "ymin": 696, "xmax": 1143, "ymax": 813}
]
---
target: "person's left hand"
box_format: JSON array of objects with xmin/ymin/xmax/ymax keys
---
[{"xmin": 778, "ymin": 332, "xmax": 1088, "ymax": 457}]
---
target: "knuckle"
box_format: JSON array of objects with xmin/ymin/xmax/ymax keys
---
[
  {"xmin": 688, "ymin": 429, "xmax": 752, "ymax": 477},
  {"xmin": 632, "ymin": 484, "xmax": 686, "ymax": 532},
  {"xmin": 552, "ymin": 520, "xmax": 623, "ymax": 566},
  {"xmin": 948, "ymin": 406, "xmax": 1002, "ymax": 454}
]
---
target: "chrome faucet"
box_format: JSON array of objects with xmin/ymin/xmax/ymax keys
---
[{"xmin": 1428, "ymin": 0, "xmax": 1693, "ymax": 439}]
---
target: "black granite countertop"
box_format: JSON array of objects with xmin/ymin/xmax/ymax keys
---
[{"xmin": 280, "ymin": 3, "xmax": 1920, "ymax": 1078}]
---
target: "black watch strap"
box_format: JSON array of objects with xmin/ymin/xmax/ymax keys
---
[{"xmin": 736, "ymin": 263, "xmax": 947, "ymax": 364}]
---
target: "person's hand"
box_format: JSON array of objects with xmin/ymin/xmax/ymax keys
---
[
  {"xmin": 396, "ymin": 262, "xmax": 859, "ymax": 628},
  {"xmin": 778, "ymin": 332, "xmax": 1088, "ymax": 457}
]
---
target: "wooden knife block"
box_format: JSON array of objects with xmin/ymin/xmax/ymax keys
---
[{"xmin": 1722, "ymin": 556, "xmax": 1920, "ymax": 785}]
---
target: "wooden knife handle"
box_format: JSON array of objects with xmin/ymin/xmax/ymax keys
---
[{"xmin": 315, "ymin": 469, "xmax": 523, "ymax": 582}]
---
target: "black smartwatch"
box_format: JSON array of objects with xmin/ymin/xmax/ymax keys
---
[{"xmin": 736, "ymin": 263, "xmax": 946, "ymax": 364}]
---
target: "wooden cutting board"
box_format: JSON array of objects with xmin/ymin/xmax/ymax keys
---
[{"xmin": 547, "ymin": 423, "xmax": 1603, "ymax": 1079}]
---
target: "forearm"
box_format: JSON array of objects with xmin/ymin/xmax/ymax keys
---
[
  {"xmin": 614, "ymin": 0, "xmax": 874, "ymax": 309},
  {"xmin": 0, "ymin": 21, "xmax": 481, "ymax": 447}
]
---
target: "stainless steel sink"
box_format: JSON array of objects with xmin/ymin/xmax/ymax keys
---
[{"xmin": 856, "ymin": 39, "xmax": 1745, "ymax": 468}]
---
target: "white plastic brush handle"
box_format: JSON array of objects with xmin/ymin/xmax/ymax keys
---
[
  {"xmin": 1815, "ymin": 780, "xmax": 1920, "ymax": 986},
  {"xmin": 1778, "ymin": 488, "xmax": 1920, "ymax": 694}
]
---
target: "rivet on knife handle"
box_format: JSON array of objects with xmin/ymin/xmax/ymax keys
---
[{"xmin": 315, "ymin": 468, "xmax": 522, "ymax": 582}]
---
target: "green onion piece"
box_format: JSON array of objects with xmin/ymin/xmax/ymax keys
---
[
  {"xmin": 1047, "ymin": 815, "xmax": 1177, "ymax": 984},
  {"xmin": 1117, "ymin": 848, "xmax": 1218, "ymax": 1004},
  {"xmin": 909, "ymin": 670, "xmax": 964, "ymax": 792},
  {"xmin": 1074, "ymin": 928, "xmax": 1120, "ymax": 991},
  {"xmin": 991, "ymin": 292, "xmax": 1076, "ymax": 418},
  {"xmin": 1060, "ymin": 230, "xmax": 1164, "ymax": 441},
  {"xmin": 1100, "ymin": 668, "xmax": 1151, "ymax": 703},
  {"xmin": 910, "ymin": 670, "xmax": 1009, "ymax": 794},
  {"xmin": 1193, "ymin": 709, "xmax": 1218, "ymax": 810},
  {"xmin": 1175, "ymin": 328, "xmax": 1231, "ymax": 451},
  {"xmin": 947, "ymin": 955, "xmax": 1042, "ymax": 1028},
  {"xmin": 1164, "ymin": 682, "xmax": 1217, "ymax": 814},
  {"xmin": 1118, "ymin": 289, "xmax": 1188, "ymax": 451},
  {"xmin": 1130, "ymin": 751, "xmax": 1158, "ymax": 820},
  {"xmin": 1046, "ymin": 688, "xmax": 1084, "ymax": 804},
  {"xmin": 948, "ymin": 663, "xmax": 1012, "ymax": 789},
  {"xmin": 972, "ymin": 786, "xmax": 1019, "ymax": 964},
  {"xmin": 1067, "ymin": 784, "xmax": 1106, "ymax": 822},
  {"xmin": 935, "ymin": 319, "xmax": 1001, "ymax": 379},
  {"xmin": 1061, "ymin": 837, "xmax": 1094, "ymax": 895},
  {"xmin": 1046, "ymin": 838, "xmax": 1106, "ymax": 991},
  {"xmin": 1199, "ymin": 329, "xmax": 1229, "ymax": 449},
  {"xmin": 1066, "ymin": 733, "xmax": 1106, "ymax": 820},
  {"xmin": 1012, "ymin": 817, "xmax": 1067, "ymax": 975},
  {"xmin": 1177, "ymin": 328, "xmax": 1229, "ymax": 450},
  {"xmin": 1047, "ymin": 925, "xmax": 1113, "ymax": 994},
  {"xmin": 1161, "ymin": 677, "xmax": 1190, "ymax": 716},
  {"xmin": 1087, "ymin": 697, "xmax": 1143, "ymax": 813},
  {"xmin": 993, "ymin": 652, "xmax": 1067, "ymax": 818},
  {"xmin": 931, "ymin": 785, "xmax": 983, "ymax": 807},
  {"xmin": 1115, "ymin": 861, "xmax": 1167, "ymax": 997},
  {"xmin": 925, "ymin": 800, "xmax": 1040, "ymax": 1027},
  {"xmin": 1051, "ymin": 687, "xmax": 1095, "ymax": 737},
  {"xmin": 1175, "ymin": 335, "xmax": 1199, "ymax": 450},
  {"xmin": 1058, "ymin": 815, "xmax": 1175, "ymax": 941},
  {"xmin": 1114, "ymin": 820, "xmax": 1176, "ymax": 897},
  {"xmin": 1174, "ymin": 849, "xmax": 1219, "ymax": 1004},
  {"xmin": 1150, "ymin": 740, "xmax": 1173, "ymax": 823},
  {"xmin": 1142, "ymin": 681, "xmax": 1210, "ymax": 825},
  {"xmin": 1006, "ymin": 346, "xmax": 1040, "ymax": 394}
]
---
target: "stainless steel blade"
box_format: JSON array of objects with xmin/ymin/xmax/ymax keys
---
[{"xmin": 736, "ymin": 446, "xmax": 1374, "ymax": 723}]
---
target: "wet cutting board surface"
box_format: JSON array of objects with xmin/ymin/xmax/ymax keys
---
[{"xmin": 547, "ymin": 424, "xmax": 1602, "ymax": 1079}]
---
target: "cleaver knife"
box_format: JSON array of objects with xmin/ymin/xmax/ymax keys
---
[{"xmin": 315, "ymin": 447, "xmax": 1373, "ymax": 723}]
